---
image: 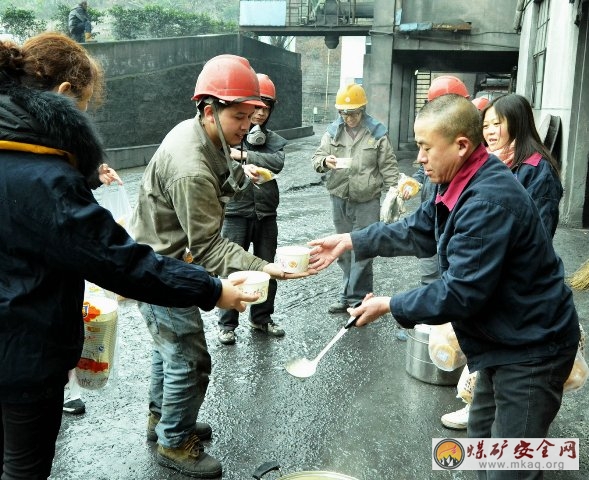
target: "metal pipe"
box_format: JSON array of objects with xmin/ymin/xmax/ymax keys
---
[
  {"xmin": 513, "ymin": 0, "xmax": 525, "ymax": 32},
  {"xmin": 324, "ymin": 48, "xmax": 330, "ymax": 117}
]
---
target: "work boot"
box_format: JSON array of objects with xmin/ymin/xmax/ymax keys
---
[
  {"xmin": 327, "ymin": 302, "xmax": 348, "ymax": 314},
  {"xmin": 440, "ymin": 404, "xmax": 470, "ymax": 430},
  {"xmin": 218, "ymin": 329, "xmax": 236, "ymax": 345},
  {"xmin": 157, "ymin": 434, "xmax": 222, "ymax": 478},
  {"xmin": 147, "ymin": 412, "xmax": 212, "ymax": 442},
  {"xmin": 249, "ymin": 321, "xmax": 285, "ymax": 337}
]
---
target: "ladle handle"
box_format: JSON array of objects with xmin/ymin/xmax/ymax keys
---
[
  {"xmin": 313, "ymin": 327, "xmax": 347, "ymax": 363},
  {"xmin": 345, "ymin": 315, "xmax": 358, "ymax": 329},
  {"xmin": 344, "ymin": 300, "xmax": 363, "ymax": 329}
]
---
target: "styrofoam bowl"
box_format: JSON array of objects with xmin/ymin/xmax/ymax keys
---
[
  {"xmin": 276, "ymin": 246, "xmax": 311, "ymax": 273},
  {"xmin": 227, "ymin": 270, "xmax": 270, "ymax": 304}
]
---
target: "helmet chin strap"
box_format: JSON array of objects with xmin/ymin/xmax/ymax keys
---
[{"xmin": 211, "ymin": 102, "xmax": 250, "ymax": 194}]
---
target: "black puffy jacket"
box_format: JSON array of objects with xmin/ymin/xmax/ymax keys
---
[
  {"xmin": 225, "ymin": 129, "xmax": 287, "ymax": 219},
  {"xmin": 0, "ymin": 82, "xmax": 221, "ymax": 402}
]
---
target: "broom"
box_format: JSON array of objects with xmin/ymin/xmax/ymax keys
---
[{"xmin": 569, "ymin": 259, "xmax": 589, "ymax": 290}]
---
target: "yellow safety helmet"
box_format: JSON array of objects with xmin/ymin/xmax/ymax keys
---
[{"xmin": 335, "ymin": 83, "xmax": 367, "ymax": 110}]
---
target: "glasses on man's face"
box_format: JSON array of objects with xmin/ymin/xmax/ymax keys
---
[{"xmin": 339, "ymin": 109, "xmax": 363, "ymax": 118}]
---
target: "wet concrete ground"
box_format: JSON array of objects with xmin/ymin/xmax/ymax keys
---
[{"xmin": 50, "ymin": 127, "xmax": 588, "ymax": 479}]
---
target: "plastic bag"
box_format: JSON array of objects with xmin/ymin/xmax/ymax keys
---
[
  {"xmin": 563, "ymin": 349, "xmax": 588, "ymax": 393},
  {"xmin": 564, "ymin": 324, "xmax": 588, "ymax": 393},
  {"xmin": 75, "ymin": 282, "xmax": 120, "ymax": 390},
  {"xmin": 456, "ymin": 365, "xmax": 478, "ymax": 404},
  {"xmin": 380, "ymin": 186, "xmax": 404, "ymax": 223},
  {"xmin": 455, "ymin": 324, "xmax": 586, "ymax": 399},
  {"xmin": 428, "ymin": 322, "xmax": 467, "ymax": 371},
  {"xmin": 398, "ymin": 172, "xmax": 422, "ymax": 198},
  {"xmin": 99, "ymin": 183, "xmax": 133, "ymax": 232}
]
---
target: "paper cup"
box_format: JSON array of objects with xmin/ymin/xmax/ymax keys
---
[
  {"xmin": 228, "ymin": 271, "xmax": 270, "ymax": 304},
  {"xmin": 276, "ymin": 246, "xmax": 311, "ymax": 273},
  {"xmin": 335, "ymin": 157, "xmax": 352, "ymax": 168}
]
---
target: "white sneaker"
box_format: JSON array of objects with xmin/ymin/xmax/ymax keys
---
[{"xmin": 441, "ymin": 404, "xmax": 470, "ymax": 430}]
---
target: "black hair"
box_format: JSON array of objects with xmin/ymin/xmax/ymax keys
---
[{"xmin": 483, "ymin": 94, "xmax": 559, "ymax": 175}]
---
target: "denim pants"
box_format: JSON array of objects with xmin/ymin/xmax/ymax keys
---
[
  {"xmin": 217, "ymin": 215, "xmax": 278, "ymax": 329},
  {"xmin": 1, "ymin": 383, "xmax": 63, "ymax": 480},
  {"xmin": 468, "ymin": 346, "xmax": 577, "ymax": 480},
  {"xmin": 331, "ymin": 195, "xmax": 379, "ymax": 305},
  {"xmin": 137, "ymin": 303, "xmax": 211, "ymax": 448}
]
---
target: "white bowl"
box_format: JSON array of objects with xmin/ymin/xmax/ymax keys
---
[
  {"xmin": 276, "ymin": 246, "xmax": 311, "ymax": 273},
  {"xmin": 335, "ymin": 157, "xmax": 352, "ymax": 168},
  {"xmin": 227, "ymin": 271, "xmax": 270, "ymax": 304}
]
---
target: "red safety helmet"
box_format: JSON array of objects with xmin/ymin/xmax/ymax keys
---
[
  {"xmin": 192, "ymin": 54, "xmax": 266, "ymax": 107},
  {"xmin": 256, "ymin": 73, "xmax": 277, "ymax": 103},
  {"xmin": 471, "ymin": 97, "xmax": 490, "ymax": 111},
  {"xmin": 427, "ymin": 75, "xmax": 470, "ymax": 101}
]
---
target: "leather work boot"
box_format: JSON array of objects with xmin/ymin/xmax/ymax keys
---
[
  {"xmin": 327, "ymin": 302, "xmax": 348, "ymax": 314},
  {"xmin": 157, "ymin": 434, "xmax": 222, "ymax": 478},
  {"xmin": 249, "ymin": 320, "xmax": 285, "ymax": 337},
  {"xmin": 147, "ymin": 412, "xmax": 212, "ymax": 442}
]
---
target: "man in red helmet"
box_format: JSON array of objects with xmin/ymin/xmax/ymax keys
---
[
  {"xmin": 130, "ymin": 55, "xmax": 314, "ymax": 478},
  {"xmin": 217, "ymin": 73, "xmax": 288, "ymax": 345},
  {"xmin": 427, "ymin": 75, "xmax": 470, "ymax": 101}
]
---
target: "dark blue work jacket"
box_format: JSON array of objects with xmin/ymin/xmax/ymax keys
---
[
  {"xmin": 0, "ymin": 83, "xmax": 220, "ymax": 402},
  {"xmin": 352, "ymin": 144, "xmax": 579, "ymax": 372}
]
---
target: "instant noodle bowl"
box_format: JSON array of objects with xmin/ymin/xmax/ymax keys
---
[
  {"xmin": 75, "ymin": 295, "xmax": 118, "ymax": 390},
  {"xmin": 276, "ymin": 246, "xmax": 310, "ymax": 273},
  {"xmin": 228, "ymin": 271, "xmax": 270, "ymax": 304}
]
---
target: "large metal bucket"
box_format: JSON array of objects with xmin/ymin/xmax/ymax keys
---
[{"xmin": 405, "ymin": 325, "xmax": 462, "ymax": 385}]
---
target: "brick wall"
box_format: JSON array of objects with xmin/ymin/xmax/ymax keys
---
[{"xmin": 296, "ymin": 37, "xmax": 342, "ymax": 125}]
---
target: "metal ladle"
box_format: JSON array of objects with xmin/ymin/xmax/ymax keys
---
[{"xmin": 285, "ymin": 313, "xmax": 359, "ymax": 378}]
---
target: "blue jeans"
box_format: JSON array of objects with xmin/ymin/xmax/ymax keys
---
[
  {"xmin": 217, "ymin": 216, "xmax": 278, "ymax": 329},
  {"xmin": 331, "ymin": 195, "xmax": 379, "ymax": 305},
  {"xmin": 137, "ymin": 303, "xmax": 211, "ymax": 448},
  {"xmin": 468, "ymin": 346, "xmax": 577, "ymax": 480}
]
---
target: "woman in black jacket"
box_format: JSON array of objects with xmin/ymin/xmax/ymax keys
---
[{"xmin": 0, "ymin": 32, "xmax": 255, "ymax": 479}]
